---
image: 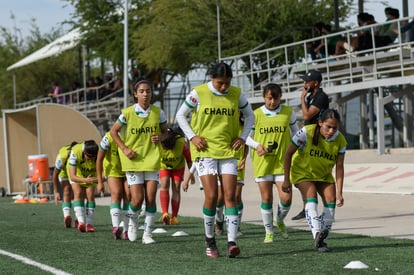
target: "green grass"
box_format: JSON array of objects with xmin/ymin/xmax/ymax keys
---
[{"xmin": 1, "ymin": 197, "xmax": 414, "ymax": 274}]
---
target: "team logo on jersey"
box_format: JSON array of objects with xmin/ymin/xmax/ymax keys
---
[
  {"xmin": 267, "ymin": 141, "xmax": 278, "ymax": 153},
  {"xmin": 189, "ymin": 95, "xmax": 197, "ymax": 104}
]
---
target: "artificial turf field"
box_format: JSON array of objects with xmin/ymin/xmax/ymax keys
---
[{"xmin": 1, "ymin": 197, "xmax": 413, "ymax": 274}]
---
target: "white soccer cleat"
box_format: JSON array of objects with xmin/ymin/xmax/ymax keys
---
[
  {"xmin": 128, "ymin": 216, "xmax": 138, "ymax": 242},
  {"xmin": 142, "ymin": 233, "xmax": 156, "ymax": 244}
]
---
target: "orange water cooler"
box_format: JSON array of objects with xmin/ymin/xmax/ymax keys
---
[{"xmin": 28, "ymin": 154, "xmax": 50, "ymax": 194}]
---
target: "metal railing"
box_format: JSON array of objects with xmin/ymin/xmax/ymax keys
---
[
  {"xmin": 14, "ymin": 80, "xmax": 127, "ymax": 131},
  {"xmin": 221, "ymin": 16, "xmax": 414, "ymax": 104},
  {"xmin": 15, "ymin": 80, "xmax": 117, "ymax": 109}
]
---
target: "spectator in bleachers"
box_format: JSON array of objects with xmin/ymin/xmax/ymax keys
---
[
  {"xmin": 95, "ymin": 76, "xmax": 103, "ymax": 86},
  {"xmin": 401, "ymin": 20, "xmax": 414, "ymax": 44},
  {"xmin": 86, "ymin": 78, "xmax": 98, "ymax": 102},
  {"xmin": 333, "ymin": 12, "xmax": 373, "ymax": 56},
  {"xmin": 308, "ymin": 22, "xmax": 325, "ymax": 60},
  {"xmin": 311, "ymin": 23, "xmax": 342, "ymax": 58},
  {"xmin": 71, "ymin": 81, "xmax": 82, "ymax": 103},
  {"xmin": 357, "ymin": 13, "xmax": 377, "ymax": 52},
  {"xmin": 374, "ymin": 7, "xmax": 400, "ymax": 48},
  {"xmin": 101, "ymin": 73, "xmax": 114, "ymax": 97},
  {"xmin": 48, "ymin": 81, "xmax": 64, "ymax": 104},
  {"xmin": 93, "ymin": 76, "xmax": 107, "ymax": 100},
  {"xmin": 111, "ymin": 73, "xmax": 123, "ymax": 97},
  {"xmin": 377, "ymin": 7, "xmax": 395, "ymax": 35}
]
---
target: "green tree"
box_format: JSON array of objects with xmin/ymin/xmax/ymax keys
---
[
  {"xmin": 28, "ymin": 0, "xmax": 353, "ymax": 109},
  {"xmin": 129, "ymin": 0, "xmax": 217, "ymax": 104},
  {"xmin": 130, "ymin": 0, "xmax": 353, "ymax": 100},
  {"xmin": 0, "ymin": 16, "xmax": 80, "ymax": 110},
  {"xmin": 216, "ymin": 0, "xmax": 354, "ymax": 86},
  {"xmin": 65, "ymin": 0, "xmax": 125, "ymax": 72}
]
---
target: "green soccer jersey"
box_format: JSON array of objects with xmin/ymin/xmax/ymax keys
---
[
  {"xmin": 100, "ymin": 132, "xmax": 124, "ymax": 178},
  {"xmin": 55, "ymin": 144, "xmax": 72, "ymax": 179},
  {"xmin": 68, "ymin": 143, "xmax": 97, "ymax": 185},
  {"xmin": 290, "ymin": 124, "xmax": 347, "ymax": 184},
  {"xmin": 118, "ymin": 104, "xmax": 162, "ymax": 172},
  {"xmin": 251, "ymin": 105, "xmax": 293, "ymax": 177},
  {"xmin": 160, "ymin": 136, "xmax": 186, "ymax": 170},
  {"xmin": 190, "ymin": 83, "xmax": 240, "ymax": 160},
  {"xmin": 237, "ymin": 126, "xmax": 246, "ymax": 181}
]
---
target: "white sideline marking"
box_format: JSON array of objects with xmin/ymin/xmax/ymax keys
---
[{"xmin": 0, "ymin": 249, "xmax": 72, "ymax": 275}]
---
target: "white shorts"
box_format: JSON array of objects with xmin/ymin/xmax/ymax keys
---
[
  {"xmin": 216, "ymin": 177, "xmax": 244, "ymax": 186},
  {"xmin": 255, "ymin": 174, "xmax": 284, "ymax": 183},
  {"xmin": 195, "ymin": 158, "xmax": 238, "ymax": 177},
  {"xmin": 126, "ymin": 171, "xmax": 159, "ymax": 186},
  {"xmin": 58, "ymin": 176, "xmax": 69, "ymax": 182}
]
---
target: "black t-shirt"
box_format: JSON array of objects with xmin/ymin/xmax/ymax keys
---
[{"xmin": 304, "ymin": 88, "xmax": 329, "ymax": 125}]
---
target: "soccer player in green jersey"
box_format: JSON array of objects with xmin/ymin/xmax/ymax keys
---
[
  {"xmin": 52, "ymin": 141, "xmax": 78, "ymax": 228},
  {"xmin": 246, "ymin": 83, "xmax": 299, "ymax": 243},
  {"xmin": 282, "ymin": 109, "xmax": 347, "ymax": 252},
  {"xmin": 216, "ymin": 113, "xmax": 249, "ymax": 237},
  {"xmin": 97, "ymin": 131, "xmax": 130, "ymax": 240},
  {"xmin": 110, "ymin": 79, "xmax": 168, "ymax": 244},
  {"xmin": 176, "ymin": 62, "xmax": 254, "ymax": 258},
  {"xmin": 68, "ymin": 140, "xmax": 102, "ymax": 233},
  {"xmin": 159, "ymin": 127, "xmax": 193, "ymax": 225}
]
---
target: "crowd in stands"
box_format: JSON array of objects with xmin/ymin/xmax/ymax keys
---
[
  {"xmin": 49, "ymin": 73, "xmax": 124, "ymax": 105},
  {"xmin": 308, "ymin": 22, "xmax": 342, "ymax": 59},
  {"xmin": 308, "ymin": 7, "xmax": 412, "ymax": 60},
  {"xmin": 84, "ymin": 73, "xmax": 123, "ymax": 102}
]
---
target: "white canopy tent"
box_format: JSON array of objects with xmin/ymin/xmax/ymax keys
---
[
  {"xmin": 6, "ymin": 28, "xmax": 84, "ymax": 108},
  {"xmin": 7, "ymin": 7, "xmax": 129, "ymax": 109},
  {"xmin": 7, "ymin": 28, "xmax": 83, "ymax": 71}
]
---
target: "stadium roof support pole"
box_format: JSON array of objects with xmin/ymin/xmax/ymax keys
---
[
  {"xmin": 403, "ymin": 0, "xmax": 408, "ymax": 17},
  {"xmin": 82, "ymin": 45, "xmax": 87, "ymax": 93},
  {"xmin": 369, "ymin": 92, "xmax": 375, "ymax": 149},
  {"xmin": 333, "ymin": 0, "xmax": 339, "ymax": 31},
  {"xmin": 12, "ymin": 74, "xmax": 16, "ymax": 109},
  {"xmin": 358, "ymin": 0, "xmax": 363, "ymax": 13},
  {"xmin": 216, "ymin": 1, "xmax": 221, "ymax": 62},
  {"xmin": 359, "ymin": 94, "xmax": 368, "ymax": 149},
  {"xmin": 377, "ymin": 87, "xmax": 385, "ymax": 154},
  {"xmin": 123, "ymin": 0, "xmax": 129, "ymax": 108},
  {"xmin": 403, "ymin": 94, "xmax": 413, "ymax": 147}
]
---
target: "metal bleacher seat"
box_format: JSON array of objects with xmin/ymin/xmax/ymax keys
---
[
  {"xmin": 222, "ymin": 16, "xmax": 414, "ymax": 101},
  {"xmin": 221, "ymin": 16, "xmax": 414, "ymax": 152}
]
